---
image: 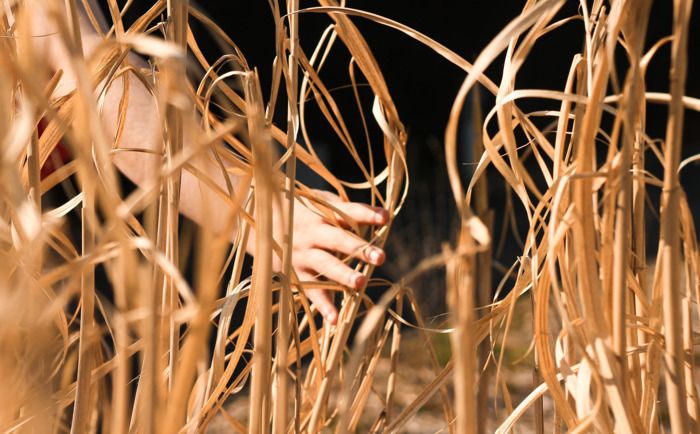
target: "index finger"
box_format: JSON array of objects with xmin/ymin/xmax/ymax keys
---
[{"xmin": 330, "ymin": 201, "xmax": 389, "ymax": 227}]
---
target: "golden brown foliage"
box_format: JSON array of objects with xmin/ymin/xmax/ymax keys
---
[{"xmin": 1, "ymin": 0, "xmax": 699, "ymax": 433}]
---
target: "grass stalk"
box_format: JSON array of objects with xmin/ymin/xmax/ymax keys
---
[
  {"xmin": 248, "ymin": 71, "xmax": 275, "ymax": 434},
  {"xmin": 659, "ymin": 1, "xmax": 693, "ymax": 432},
  {"xmin": 2, "ymin": 1, "xmax": 700, "ymax": 433}
]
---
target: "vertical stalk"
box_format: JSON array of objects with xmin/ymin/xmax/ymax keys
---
[
  {"xmin": 631, "ymin": 112, "xmax": 647, "ymax": 409},
  {"xmin": 448, "ymin": 226, "xmax": 477, "ymax": 434},
  {"xmin": 610, "ymin": 113, "xmax": 631, "ymax": 402},
  {"xmin": 164, "ymin": 0, "xmax": 188, "ymax": 392},
  {"xmin": 659, "ymin": 1, "xmax": 692, "ymax": 433},
  {"xmin": 273, "ymin": 1, "xmax": 299, "ymax": 432},
  {"xmin": 248, "ymin": 71, "xmax": 274, "ymax": 434},
  {"xmin": 61, "ymin": 2, "xmax": 98, "ymax": 432},
  {"xmin": 471, "ymin": 85, "xmax": 493, "ymax": 434},
  {"xmin": 384, "ymin": 292, "xmax": 403, "ymax": 426},
  {"xmin": 612, "ymin": 1, "xmax": 651, "ymax": 419},
  {"xmin": 572, "ymin": 18, "xmax": 608, "ymax": 344},
  {"xmin": 532, "ymin": 290, "xmax": 544, "ymax": 434},
  {"xmin": 616, "ymin": 1, "xmax": 652, "ymax": 418},
  {"xmin": 631, "ymin": 37, "xmax": 649, "ymax": 409},
  {"xmin": 71, "ymin": 184, "xmax": 96, "ymax": 434},
  {"xmin": 682, "ymin": 294, "xmax": 699, "ymax": 430}
]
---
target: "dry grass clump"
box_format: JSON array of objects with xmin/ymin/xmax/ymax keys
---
[
  {"xmin": 1, "ymin": 0, "xmax": 700, "ymax": 433},
  {"xmin": 2, "ymin": 0, "xmax": 410, "ymax": 432},
  {"xmin": 448, "ymin": 0, "xmax": 700, "ymax": 432}
]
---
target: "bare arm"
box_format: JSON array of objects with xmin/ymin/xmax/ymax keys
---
[{"xmin": 31, "ymin": 0, "xmax": 387, "ymax": 324}]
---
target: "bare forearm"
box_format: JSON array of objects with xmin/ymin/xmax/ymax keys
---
[
  {"xmin": 32, "ymin": 0, "xmax": 389, "ymax": 324},
  {"xmin": 33, "ymin": 0, "xmax": 244, "ymax": 238}
]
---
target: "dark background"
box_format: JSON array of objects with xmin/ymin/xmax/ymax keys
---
[{"xmin": 178, "ymin": 1, "xmax": 699, "ymax": 139}]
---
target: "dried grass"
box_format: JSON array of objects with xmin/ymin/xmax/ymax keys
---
[{"xmin": 1, "ymin": 0, "xmax": 699, "ymax": 433}]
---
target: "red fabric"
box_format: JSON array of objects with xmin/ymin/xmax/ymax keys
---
[{"xmin": 38, "ymin": 119, "xmax": 71, "ymax": 179}]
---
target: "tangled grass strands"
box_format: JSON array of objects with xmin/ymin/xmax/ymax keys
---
[{"xmin": 2, "ymin": 0, "xmax": 700, "ymax": 432}]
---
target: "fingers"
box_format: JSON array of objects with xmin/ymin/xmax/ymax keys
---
[
  {"xmin": 297, "ymin": 271, "xmax": 338, "ymax": 325},
  {"xmin": 314, "ymin": 190, "xmax": 389, "ymax": 227},
  {"xmin": 332, "ymin": 201, "xmax": 389, "ymax": 227},
  {"xmin": 291, "ymin": 190, "xmax": 389, "ymax": 327},
  {"xmin": 302, "ymin": 249, "xmax": 367, "ymax": 290},
  {"xmin": 312, "ymin": 225, "xmax": 385, "ymax": 266},
  {"xmin": 295, "ymin": 248, "xmax": 366, "ymax": 325}
]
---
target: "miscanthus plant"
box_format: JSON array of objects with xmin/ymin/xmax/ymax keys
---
[{"xmin": 0, "ymin": 0, "xmax": 699, "ymax": 433}]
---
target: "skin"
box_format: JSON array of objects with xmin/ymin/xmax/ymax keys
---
[
  {"xmin": 281, "ymin": 191, "xmax": 387, "ymax": 324},
  {"xmin": 30, "ymin": 0, "xmax": 387, "ymax": 324}
]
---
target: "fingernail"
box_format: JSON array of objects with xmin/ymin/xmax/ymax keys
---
[
  {"xmin": 374, "ymin": 209, "xmax": 389, "ymax": 225},
  {"xmin": 326, "ymin": 310, "xmax": 337, "ymax": 324},
  {"xmin": 369, "ymin": 248, "xmax": 384, "ymax": 265},
  {"xmin": 351, "ymin": 273, "xmax": 366, "ymax": 288}
]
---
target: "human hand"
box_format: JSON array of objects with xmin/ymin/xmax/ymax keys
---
[{"xmin": 264, "ymin": 189, "xmax": 388, "ymax": 325}]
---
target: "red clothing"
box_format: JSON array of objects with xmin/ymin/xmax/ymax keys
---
[{"xmin": 38, "ymin": 119, "xmax": 71, "ymax": 179}]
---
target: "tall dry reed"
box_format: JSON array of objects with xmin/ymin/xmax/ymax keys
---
[{"xmin": 1, "ymin": 0, "xmax": 699, "ymax": 433}]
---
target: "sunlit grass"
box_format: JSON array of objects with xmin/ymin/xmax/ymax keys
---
[{"xmin": 1, "ymin": 0, "xmax": 699, "ymax": 433}]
